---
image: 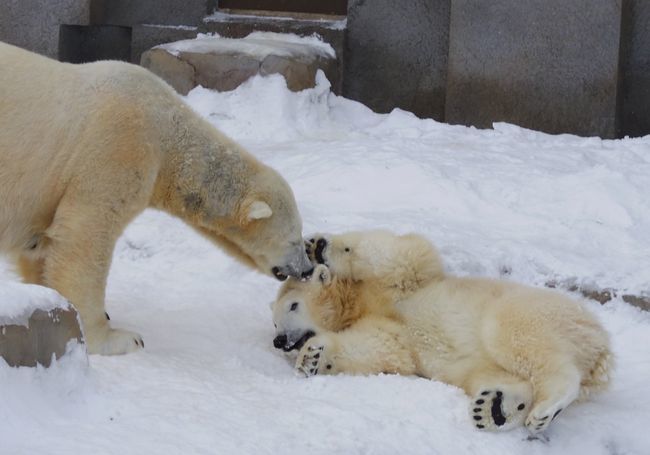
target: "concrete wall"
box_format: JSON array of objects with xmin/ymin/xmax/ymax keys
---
[
  {"xmin": 95, "ymin": 0, "xmax": 215, "ymax": 27},
  {"xmin": 344, "ymin": 0, "xmax": 450, "ymax": 121},
  {"xmin": 1, "ymin": 0, "xmax": 649, "ymax": 138},
  {"xmin": 445, "ymin": 0, "xmax": 624, "ymax": 139},
  {"xmin": 620, "ymin": 0, "xmax": 650, "ymax": 138},
  {"xmin": 0, "ymin": 0, "xmax": 91, "ymax": 58}
]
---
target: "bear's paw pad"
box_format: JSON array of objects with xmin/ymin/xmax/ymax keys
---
[
  {"xmin": 472, "ymin": 389, "xmax": 529, "ymax": 431},
  {"xmin": 305, "ymin": 236, "xmax": 328, "ymax": 266},
  {"xmin": 296, "ymin": 344, "xmax": 324, "ymax": 377}
]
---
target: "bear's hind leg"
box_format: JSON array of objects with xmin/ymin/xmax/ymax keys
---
[
  {"xmin": 465, "ymin": 366, "xmax": 533, "ymax": 431},
  {"xmin": 16, "ymin": 255, "xmax": 45, "ymax": 285},
  {"xmin": 525, "ymin": 361, "xmax": 581, "ymax": 434}
]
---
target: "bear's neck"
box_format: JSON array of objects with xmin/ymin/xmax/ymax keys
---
[
  {"xmin": 150, "ymin": 109, "xmax": 259, "ymax": 227},
  {"xmin": 321, "ymin": 279, "xmax": 367, "ymax": 331},
  {"xmin": 321, "ymin": 279, "xmax": 398, "ymax": 332}
]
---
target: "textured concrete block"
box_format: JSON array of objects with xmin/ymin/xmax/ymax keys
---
[
  {"xmin": 344, "ymin": 0, "xmax": 450, "ymax": 120},
  {"xmin": 59, "ymin": 25, "xmax": 132, "ymax": 63},
  {"xmin": 0, "ymin": 285, "xmax": 85, "ymax": 368},
  {"xmin": 0, "ymin": 0, "xmax": 91, "ymax": 58},
  {"xmin": 131, "ymin": 24, "xmax": 199, "ymax": 63},
  {"xmin": 201, "ymin": 13, "xmax": 344, "ymax": 94},
  {"xmin": 141, "ymin": 34, "xmax": 338, "ymax": 95},
  {"xmin": 96, "ymin": 0, "xmax": 216, "ymax": 27},
  {"xmin": 446, "ymin": 0, "xmax": 624, "ymax": 138},
  {"xmin": 140, "ymin": 48, "xmax": 197, "ymax": 93},
  {"xmin": 620, "ymin": 0, "xmax": 650, "ymax": 137}
]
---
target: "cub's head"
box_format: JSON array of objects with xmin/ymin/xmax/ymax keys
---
[{"xmin": 272, "ymin": 264, "xmax": 357, "ymax": 352}]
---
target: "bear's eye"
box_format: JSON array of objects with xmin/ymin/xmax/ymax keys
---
[
  {"xmin": 290, "ymin": 302, "xmax": 299, "ymax": 311},
  {"xmin": 344, "ymin": 247, "xmax": 351, "ymax": 252}
]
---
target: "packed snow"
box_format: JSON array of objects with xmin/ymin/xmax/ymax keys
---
[
  {"xmin": 0, "ymin": 282, "xmax": 73, "ymax": 326},
  {"xmin": 158, "ymin": 32, "xmax": 335, "ymax": 60},
  {"xmin": 1, "ymin": 72, "xmax": 649, "ymax": 454},
  {"xmin": 204, "ymin": 11, "xmax": 348, "ymax": 31}
]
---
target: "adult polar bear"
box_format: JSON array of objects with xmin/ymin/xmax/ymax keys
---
[
  {"xmin": 0, "ymin": 42, "xmax": 313, "ymax": 355},
  {"xmin": 272, "ymin": 231, "xmax": 611, "ymax": 434}
]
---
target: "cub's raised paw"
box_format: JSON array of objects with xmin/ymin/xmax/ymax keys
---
[
  {"xmin": 525, "ymin": 386, "xmax": 578, "ymax": 434},
  {"xmin": 295, "ymin": 335, "xmax": 335, "ymax": 377},
  {"xmin": 305, "ymin": 235, "xmax": 329, "ymax": 266},
  {"xmin": 472, "ymin": 386, "xmax": 531, "ymax": 431},
  {"xmin": 525, "ymin": 404, "xmax": 564, "ymax": 434}
]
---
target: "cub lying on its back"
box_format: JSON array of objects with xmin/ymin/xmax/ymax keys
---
[{"xmin": 271, "ymin": 230, "xmax": 612, "ymax": 435}]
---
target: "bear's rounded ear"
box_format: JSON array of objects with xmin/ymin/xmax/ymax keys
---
[
  {"xmin": 313, "ymin": 264, "xmax": 331, "ymax": 286},
  {"xmin": 243, "ymin": 200, "xmax": 273, "ymax": 223}
]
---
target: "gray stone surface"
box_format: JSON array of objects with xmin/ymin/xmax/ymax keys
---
[
  {"xmin": 201, "ymin": 14, "xmax": 344, "ymax": 93},
  {"xmin": 59, "ymin": 24, "xmax": 132, "ymax": 63},
  {"xmin": 344, "ymin": 0, "xmax": 450, "ymax": 120},
  {"xmin": 446, "ymin": 0, "xmax": 624, "ymax": 138},
  {"xmin": 131, "ymin": 24, "xmax": 199, "ymax": 63},
  {"xmin": 0, "ymin": 307, "xmax": 84, "ymax": 368},
  {"xmin": 95, "ymin": 0, "xmax": 216, "ymax": 27},
  {"xmin": 140, "ymin": 48, "xmax": 197, "ymax": 93},
  {"xmin": 141, "ymin": 43, "xmax": 338, "ymax": 95},
  {"xmin": 620, "ymin": 0, "xmax": 650, "ymax": 137},
  {"xmin": 0, "ymin": 0, "xmax": 91, "ymax": 58}
]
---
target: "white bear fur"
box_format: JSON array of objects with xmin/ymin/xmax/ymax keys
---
[
  {"xmin": 274, "ymin": 230, "xmax": 612, "ymax": 434},
  {"xmin": 0, "ymin": 42, "xmax": 311, "ymax": 355}
]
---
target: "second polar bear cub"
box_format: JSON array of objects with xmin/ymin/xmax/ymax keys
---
[{"xmin": 271, "ymin": 231, "xmax": 612, "ymax": 434}]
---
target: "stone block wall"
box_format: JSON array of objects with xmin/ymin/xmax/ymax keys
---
[
  {"xmin": 0, "ymin": 0, "xmax": 649, "ymax": 137},
  {"xmin": 445, "ymin": 0, "xmax": 624, "ymax": 139},
  {"xmin": 344, "ymin": 0, "xmax": 451, "ymax": 121},
  {"xmin": 0, "ymin": 0, "xmax": 91, "ymax": 58},
  {"xmin": 94, "ymin": 0, "xmax": 215, "ymax": 27},
  {"xmin": 620, "ymin": 0, "xmax": 650, "ymax": 138}
]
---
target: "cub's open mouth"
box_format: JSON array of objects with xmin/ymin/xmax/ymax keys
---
[
  {"xmin": 273, "ymin": 331, "xmax": 316, "ymax": 352},
  {"xmin": 288, "ymin": 330, "xmax": 315, "ymax": 351}
]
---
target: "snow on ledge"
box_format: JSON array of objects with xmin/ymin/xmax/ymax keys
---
[
  {"xmin": 0, "ymin": 281, "xmax": 72, "ymax": 327},
  {"xmin": 204, "ymin": 11, "xmax": 348, "ymax": 30},
  {"xmin": 156, "ymin": 32, "xmax": 336, "ymax": 60}
]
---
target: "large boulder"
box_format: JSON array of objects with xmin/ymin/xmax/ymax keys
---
[
  {"xmin": 0, "ymin": 282, "xmax": 85, "ymax": 367},
  {"xmin": 141, "ymin": 32, "xmax": 338, "ymax": 95}
]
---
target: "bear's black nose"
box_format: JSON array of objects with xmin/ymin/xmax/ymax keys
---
[{"xmin": 273, "ymin": 334, "xmax": 287, "ymax": 349}]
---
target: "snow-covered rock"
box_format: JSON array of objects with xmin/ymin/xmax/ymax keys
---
[
  {"xmin": 141, "ymin": 32, "xmax": 338, "ymax": 95},
  {"xmin": 0, "ymin": 282, "xmax": 85, "ymax": 367}
]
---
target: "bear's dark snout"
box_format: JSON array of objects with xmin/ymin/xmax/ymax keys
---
[{"xmin": 273, "ymin": 334, "xmax": 288, "ymax": 349}]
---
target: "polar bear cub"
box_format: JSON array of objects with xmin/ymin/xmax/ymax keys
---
[{"xmin": 272, "ymin": 231, "xmax": 612, "ymax": 434}]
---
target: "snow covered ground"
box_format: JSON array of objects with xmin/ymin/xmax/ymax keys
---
[{"xmin": 1, "ymin": 72, "xmax": 650, "ymax": 454}]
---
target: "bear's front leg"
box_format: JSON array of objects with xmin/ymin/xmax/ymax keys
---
[
  {"xmin": 42, "ymin": 182, "xmax": 148, "ymax": 355},
  {"xmin": 295, "ymin": 317, "xmax": 417, "ymax": 377}
]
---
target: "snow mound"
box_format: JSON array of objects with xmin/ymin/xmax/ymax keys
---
[
  {"xmin": 0, "ymin": 281, "xmax": 73, "ymax": 326},
  {"xmin": 157, "ymin": 31, "xmax": 335, "ymax": 60}
]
